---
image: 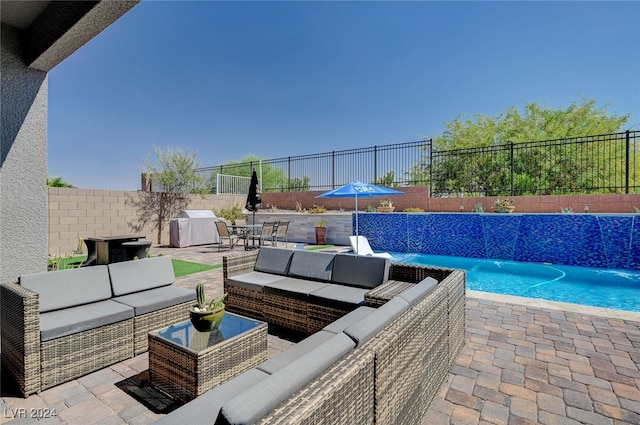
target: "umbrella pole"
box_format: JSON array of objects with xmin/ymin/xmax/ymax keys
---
[{"xmin": 355, "ymin": 194, "xmax": 359, "ymax": 252}]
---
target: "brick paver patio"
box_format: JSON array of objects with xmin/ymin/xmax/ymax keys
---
[{"xmin": 2, "ymin": 244, "xmax": 639, "ymax": 425}]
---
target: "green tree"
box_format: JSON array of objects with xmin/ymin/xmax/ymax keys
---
[
  {"xmin": 127, "ymin": 146, "xmax": 206, "ymax": 244},
  {"xmin": 411, "ymin": 98, "xmax": 630, "ymax": 196},
  {"xmin": 288, "ymin": 176, "xmax": 310, "ymax": 192},
  {"xmin": 46, "ymin": 176, "xmax": 74, "ymax": 187}
]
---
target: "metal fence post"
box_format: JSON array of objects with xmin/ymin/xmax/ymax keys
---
[
  {"xmin": 332, "ymin": 151, "xmax": 336, "ymax": 189},
  {"xmin": 374, "ymin": 145, "xmax": 378, "ymax": 184},
  {"xmin": 510, "ymin": 142, "xmax": 515, "ymax": 196},
  {"xmin": 625, "ymin": 130, "xmax": 630, "ymax": 194},
  {"xmin": 428, "ymin": 141, "xmax": 433, "ymax": 196}
]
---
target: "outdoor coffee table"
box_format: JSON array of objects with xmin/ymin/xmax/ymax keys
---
[{"xmin": 148, "ymin": 312, "xmax": 267, "ymax": 402}]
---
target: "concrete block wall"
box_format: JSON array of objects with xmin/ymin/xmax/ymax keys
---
[
  {"xmin": 48, "ymin": 188, "xmax": 244, "ymax": 255},
  {"xmin": 262, "ymin": 189, "xmax": 640, "ymax": 214},
  {"xmin": 49, "ymin": 187, "xmax": 640, "ymax": 256}
]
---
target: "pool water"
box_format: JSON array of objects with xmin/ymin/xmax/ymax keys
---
[{"xmin": 391, "ymin": 253, "xmax": 640, "ymax": 313}]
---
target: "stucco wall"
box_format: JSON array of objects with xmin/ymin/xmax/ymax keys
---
[
  {"xmin": 1, "ymin": 24, "xmax": 49, "ymax": 284},
  {"xmin": 48, "ymin": 187, "xmax": 245, "ymax": 255}
]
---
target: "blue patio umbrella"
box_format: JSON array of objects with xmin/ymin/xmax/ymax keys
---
[{"xmin": 315, "ymin": 181, "xmax": 403, "ymax": 241}]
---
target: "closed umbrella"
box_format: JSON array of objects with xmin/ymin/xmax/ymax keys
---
[
  {"xmin": 315, "ymin": 181, "xmax": 403, "ymax": 245},
  {"xmin": 245, "ymin": 170, "xmax": 260, "ymax": 225}
]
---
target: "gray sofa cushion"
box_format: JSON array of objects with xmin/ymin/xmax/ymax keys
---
[
  {"xmin": 155, "ymin": 368, "xmax": 270, "ymax": 425},
  {"xmin": 112, "ymin": 285, "xmax": 195, "ymax": 316},
  {"xmin": 287, "ymin": 250, "xmax": 335, "ymax": 282},
  {"xmin": 398, "ymin": 277, "xmax": 438, "ymax": 306},
  {"xmin": 263, "ymin": 277, "xmax": 329, "ymax": 296},
  {"xmin": 343, "ymin": 297, "xmax": 410, "ymax": 347},
  {"xmin": 108, "ymin": 256, "xmax": 175, "ymax": 296},
  {"xmin": 226, "ymin": 271, "xmax": 287, "ymax": 292},
  {"xmin": 39, "ymin": 300, "xmax": 134, "ymax": 341},
  {"xmin": 220, "ymin": 332, "xmax": 355, "ymax": 425},
  {"xmin": 20, "ymin": 266, "xmax": 112, "ymax": 313},
  {"xmin": 309, "ymin": 284, "xmax": 369, "ymax": 306},
  {"xmin": 323, "ymin": 306, "xmax": 376, "ymax": 334},
  {"xmin": 254, "ymin": 247, "xmax": 295, "ymax": 275},
  {"xmin": 331, "ymin": 254, "xmax": 390, "ymax": 289},
  {"xmin": 256, "ymin": 330, "xmax": 336, "ymax": 374}
]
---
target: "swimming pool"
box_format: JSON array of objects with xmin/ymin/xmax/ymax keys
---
[{"xmin": 391, "ymin": 253, "xmax": 640, "ymax": 313}]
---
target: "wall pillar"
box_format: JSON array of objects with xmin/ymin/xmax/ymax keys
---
[{"xmin": 1, "ymin": 24, "xmax": 49, "ymax": 284}]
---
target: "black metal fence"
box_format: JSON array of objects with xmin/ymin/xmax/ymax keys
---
[{"xmin": 196, "ymin": 130, "xmax": 639, "ymax": 196}]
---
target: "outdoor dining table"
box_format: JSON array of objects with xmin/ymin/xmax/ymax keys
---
[
  {"xmin": 231, "ymin": 224, "xmax": 262, "ymax": 250},
  {"xmin": 86, "ymin": 235, "xmax": 146, "ymax": 265}
]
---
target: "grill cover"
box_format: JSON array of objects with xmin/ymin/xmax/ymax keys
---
[{"xmin": 169, "ymin": 210, "xmax": 219, "ymax": 247}]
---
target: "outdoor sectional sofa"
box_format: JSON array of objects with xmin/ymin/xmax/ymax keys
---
[
  {"xmin": 0, "ymin": 255, "xmax": 195, "ymax": 397},
  {"xmin": 156, "ymin": 247, "xmax": 466, "ymax": 424}
]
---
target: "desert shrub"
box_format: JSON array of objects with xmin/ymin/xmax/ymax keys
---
[
  {"xmin": 308, "ymin": 205, "xmax": 327, "ymax": 214},
  {"xmin": 214, "ymin": 205, "xmax": 246, "ymax": 223}
]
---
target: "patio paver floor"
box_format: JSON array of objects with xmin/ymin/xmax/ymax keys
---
[{"xmin": 1, "ymin": 244, "xmax": 639, "ymax": 425}]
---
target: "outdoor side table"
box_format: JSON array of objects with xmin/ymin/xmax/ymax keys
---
[{"xmin": 148, "ymin": 313, "xmax": 267, "ymax": 403}]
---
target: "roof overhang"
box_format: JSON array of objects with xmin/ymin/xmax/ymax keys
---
[{"xmin": 1, "ymin": 0, "xmax": 140, "ymax": 72}]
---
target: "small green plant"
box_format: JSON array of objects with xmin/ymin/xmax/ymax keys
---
[
  {"xmin": 48, "ymin": 253, "xmax": 85, "ymax": 271},
  {"xmin": 634, "ymin": 206, "xmax": 640, "ymax": 214},
  {"xmin": 473, "ymin": 203, "xmax": 485, "ymax": 212},
  {"xmin": 366, "ymin": 204, "xmax": 376, "ymax": 212},
  {"xmin": 192, "ymin": 283, "xmax": 227, "ymax": 312},
  {"xmin": 403, "ymin": 207, "xmax": 424, "ymax": 213},
  {"xmin": 561, "ymin": 207, "xmax": 574, "ymax": 213},
  {"xmin": 315, "ymin": 218, "xmax": 327, "ymax": 227},
  {"xmin": 308, "ymin": 205, "xmax": 326, "ymax": 214},
  {"xmin": 493, "ymin": 198, "xmax": 514, "ymax": 207}
]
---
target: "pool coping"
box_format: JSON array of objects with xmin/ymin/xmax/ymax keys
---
[{"xmin": 468, "ymin": 289, "xmax": 640, "ymax": 322}]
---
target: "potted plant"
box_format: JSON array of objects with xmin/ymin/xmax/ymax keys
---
[
  {"xmin": 377, "ymin": 199, "xmax": 395, "ymax": 213},
  {"xmin": 492, "ymin": 198, "xmax": 515, "ymax": 213},
  {"xmin": 314, "ymin": 218, "xmax": 327, "ymax": 245},
  {"xmin": 189, "ymin": 283, "xmax": 227, "ymax": 332}
]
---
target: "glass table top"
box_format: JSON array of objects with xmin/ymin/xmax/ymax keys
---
[{"xmin": 151, "ymin": 312, "xmax": 264, "ymax": 352}]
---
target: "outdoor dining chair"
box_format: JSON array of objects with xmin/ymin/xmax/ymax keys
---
[
  {"xmin": 274, "ymin": 220, "xmax": 290, "ymax": 247},
  {"xmin": 249, "ymin": 221, "xmax": 277, "ymax": 246},
  {"xmin": 215, "ymin": 221, "xmax": 241, "ymax": 251}
]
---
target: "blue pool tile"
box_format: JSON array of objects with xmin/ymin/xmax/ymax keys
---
[
  {"xmin": 356, "ymin": 212, "xmax": 638, "ymax": 271},
  {"xmin": 598, "ymin": 216, "xmax": 634, "ymax": 269},
  {"xmin": 482, "ymin": 215, "xmax": 521, "ymax": 260},
  {"xmin": 357, "ymin": 213, "xmax": 408, "ymax": 252},
  {"xmin": 514, "ymin": 215, "xmax": 608, "ymax": 267},
  {"xmin": 630, "ymin": 217, "xmax": 640, "ymax": 269}
]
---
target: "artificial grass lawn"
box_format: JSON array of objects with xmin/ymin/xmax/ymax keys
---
[
  {"xmin": 48, "ymin": 255, "xmax": 86, "ymax": 269},
  {"xmin": 172, "ymin": 259, "xmax": 220, "ymax": 277},
  {"xmin": 48, "ymin": 255, "xmax": 220, "ymax": 277},
  {"xmin": 305, "ymin": 244, "xmax": 335, "ymax": 251},
  {"xmin": 49, "ymin": 244, "xmax": 332, "ymax": 275}
]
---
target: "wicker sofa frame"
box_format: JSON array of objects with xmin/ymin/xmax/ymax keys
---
[
  {"xmin": 224, "ymin": 250, "xmax": 391, "ymax": 334},
  {"xmin": 1, "ymin": 256, "xmax": 194, "ymax": 397},
  {"xmin": 174, "ymin": 249, "xmax": 466, "ymax": 425}
]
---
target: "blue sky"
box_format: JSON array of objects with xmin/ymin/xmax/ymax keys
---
[{"xmin": 48, "ymin": 1, "xmax": 640, "ymax": 190}]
